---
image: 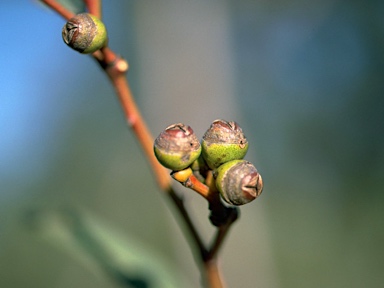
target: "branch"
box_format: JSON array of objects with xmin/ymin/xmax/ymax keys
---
[
  {"xmin": 204, "ymin": 260, "xmax": 226, "ymax": 288},
  {"xmin": 172, "ymin": 170, "xmax": 239, "ymax": 287},
  {"xmin": 167, "ymin": 188, "xmax": 207, "ymax": 258},
  {"xmin": 104, "ymin": 59, "xmax": 171, "ymax": 190},
  {"xmin": 207, "ymin": 209, "xmax": 238, "ymax": 261}
]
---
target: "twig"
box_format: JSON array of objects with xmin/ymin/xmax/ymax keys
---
[
  {"xmin": 104, "ymin": 62, "xmax": 171, "ymax": 190},
  {"xmin": 40, "ymin": 0, "xmax": 75, "ymax": 20},
  {"xmin": 39, "ymin": 1, "xmax": 237, "ymax": 287},
  {"xmin": 104, "ymin": 61, "xmax": 228, "ymax": 288},
  {"xmin": 167, "ymin": 188, "xmax": 207, "ymax": 258},
  {"xmin": 184, "ymin": 174, "xmax": 210, "ymax": 199},
  {"xmin": 207, "ymin": 209, "xmax": 238, "ymax": 261},
  {"xmin": 205, "ymin": 171, "xmax": 239, "ymax": 261},
  {"xmin": 204, "ymin": 260, "xmax": 226, "ymax": 288},
  {"xmin": 173, "ymin": 169, "xmax": 239, "ymax": 286}
]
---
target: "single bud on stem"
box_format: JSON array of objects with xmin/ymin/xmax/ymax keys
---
[
  {"xmin": 215, "ymin": 160, "xmax": 263, "ymax": 205},
  {"xmin": 202, "ymin": 119, "xmax": 248, "ymax": 169},
  {"xmin": 62, "ymin": 13, "xmax": 107, "ymax": 54},
  {"xmin": 154, "ymin": 123, "xmax": 201, "ymax": 171}
]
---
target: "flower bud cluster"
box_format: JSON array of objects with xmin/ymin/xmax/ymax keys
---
[{"xmin": 154, "ymin": 119, "xmax": 263, "ymax": 205}]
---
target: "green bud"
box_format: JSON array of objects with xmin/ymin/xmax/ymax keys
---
[
  {"xmin": 154, "ymin": 123, "xmax": 201, "ymax": 171},
  {"xmin": 62, "ymin": 13, "xmax": 107, "ymax": 54},
  {"xmin": 202, "ymin": 119, "xmax": 248, "ymax": 169},
  {"xmin": 215, "ymin": 159, "xmax": 263, "ymax": 205}
]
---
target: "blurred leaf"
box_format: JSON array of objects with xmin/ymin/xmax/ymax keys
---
[{"xmin": 25, "ymin": 206, "xmax": 190, "ymax": 288}]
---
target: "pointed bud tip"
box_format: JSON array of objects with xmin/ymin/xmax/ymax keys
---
[{"xmin": 241, "ymin": 172, "xmax": 263, "ymax": 200}]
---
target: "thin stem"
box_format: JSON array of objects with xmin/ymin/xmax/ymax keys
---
[
  {"xmin": 107, "ymin": 66, "xmax": 230, "ymax": 288},
  {"xmin": 174, "ymin": 169, "xmax": 239, "ymax": 264},
  {"xmin": 204, "ymin": 260, "xmax": 225, "ymax": 288},
  {"xmin": 205, "ymin": 171, "xmax": 219, "ymax": 203},
  {"xmin": 203, "ymin": 171, "xmax": 239, "ymax": 261},
  {"xmin": 84, "ymin": 0, "xmax": 102, "ymax": 19},
  {"xmin": 100, "ymin": 47, "xmax": 118, "ymax": 64},
  {"xmin": 207, "ymin": 209, "xmax": 238, "ymax": 261},
  {"xmin": 167, "ymin": 188, "xmax": 207, "ymax": 258},
  {"xmin": 184, "ymin": 175, "xmax": 210, "ymax": 199},
  {"xmin": 107, "ymin": 72, "xmax": 171, "ymax": 190},
  {"xmin": 41, "ymin": 0, "xmax": 75, "ymax": 20}
]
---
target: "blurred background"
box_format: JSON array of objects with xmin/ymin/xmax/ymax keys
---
[{"xmin": 1, "ymin": 0, "xmax": 384, "ymax": 287}]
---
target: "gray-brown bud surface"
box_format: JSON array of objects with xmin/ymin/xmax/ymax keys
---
[{"xmin": 215, "ymin": 159, "xmax": 263, "ymax": 205}]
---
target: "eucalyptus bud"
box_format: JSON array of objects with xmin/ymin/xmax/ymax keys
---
[
  {"xmin": 202, "ymin": 119, "xmax": 248, "ymax": 169},
  {"xmin": 215, "ymin": 160, "xmax": 263, "ymax": 205},
  {"xmin": 62, "ymin": 13, "xmax": 107, "ymax": 54},
  {"xmin": 154, "ymin": 123, "xmax": 201, "ymax": 171}
]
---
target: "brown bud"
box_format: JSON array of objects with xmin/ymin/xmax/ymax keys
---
[{"xmin": 215, "ymin": 159, "xmax": 263, "ymax": 205}]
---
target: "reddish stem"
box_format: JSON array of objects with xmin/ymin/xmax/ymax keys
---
[
  {"xmin": 184, "ymin": 175, "xmax": 210, "ymax": 199},
  {"xmin": 41, "ymin": 0, "xmax": 75, "ymax": 20},
  {"xmin": 107, "ymin": 70, "xmax": 171, "ymax": 190},
  {"xmin": 84, "ymin": 0, "xmax": 102, "ymax": 19},
  {"xmin": 204, "ymin": 260, "xmax": 226, "ymax": 288},
  {"xmin": 100, "ymin": 47, "xmax": 117, "ymax": 64}
]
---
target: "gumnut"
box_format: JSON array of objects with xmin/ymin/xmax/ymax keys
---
[
  {"xmin": 62, "ymin": 13, "xmax": 107, "ymax": 54},
  {"xmin": 215, "ymin": 159, "xmax": 263, "ymax": 205},
  {"xmin": 201, "ymin": 119, "xmax": 248, "ymax": 169},
  {"xmin": 154, "ymin": 123, "xmax": 201, "ymax": 171}
]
